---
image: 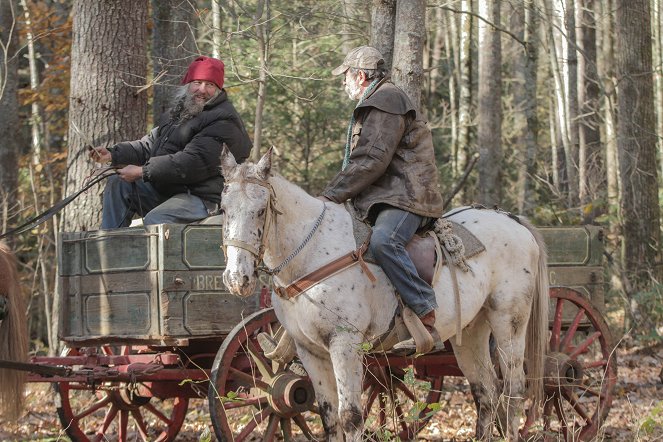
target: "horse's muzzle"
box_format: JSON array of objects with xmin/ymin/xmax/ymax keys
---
[{"xmin": 223, "ymin": 268, "xmax": 257, "ymax": 298}]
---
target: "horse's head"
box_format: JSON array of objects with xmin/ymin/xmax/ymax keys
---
[{"xmin": 219, "ymin": 146, "xmax": 274, "ymax": 298}]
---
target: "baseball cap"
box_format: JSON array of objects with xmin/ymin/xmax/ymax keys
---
[{"xmin": 331, "ymin": 46, "xmax": 384, "ymax": 76}]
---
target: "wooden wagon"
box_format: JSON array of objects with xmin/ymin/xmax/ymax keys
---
[{"xmin": 18, "ymin": 223, "xmax": 615, "ymax": 441}]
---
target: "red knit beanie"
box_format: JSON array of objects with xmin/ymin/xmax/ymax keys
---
[{"xmin": 181, "ymin": 56, "xmax": 225, "ymax": 89}]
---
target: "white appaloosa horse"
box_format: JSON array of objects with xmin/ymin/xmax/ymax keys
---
[
  {"xmin": 0, "ymin": 240, "xmax": 28, "ymax": 421},
  {"xmin": 220, "ymin": 148, "xmax": 548, "ymax": 441}
]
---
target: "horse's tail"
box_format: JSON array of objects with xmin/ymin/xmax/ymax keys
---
[
  {"xmin": 0, "ymin": 240, "xmax": 28, "ymax": 421},
  {"xmin": 519, "ymin": 218, "xmax": 549, "ymax": 405}
]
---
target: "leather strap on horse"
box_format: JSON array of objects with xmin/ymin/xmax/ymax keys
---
[
  {"xmin": 274, "ymin": 238, "xmax": 376, "ymax": 299},
  {"xmin": 0, "ymin": 170, "xmax": 115, "ymax": 240},
  {"xmin": 440, "ymin": 243, "xmax": 463, "ymax": 346}
]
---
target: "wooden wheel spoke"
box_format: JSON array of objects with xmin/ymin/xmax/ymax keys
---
[
  {"xmin": 130, "ymin": 409, "xmax": 151, "ymax": 441},
  {"xmin": 561, "ymin": 389, "xmax": 593, "ymax": 423},
  {"xmin": 263, "ymin": 414, "xmax": 280, "ymax": 440},
  {"xmin": 293, "ymin": 413, "xmax": 315, "ymax": 439},
  {"xmin": 74, "ymin": 395, "xmax": 111, "ymax": 420},
  {"xmin": 227, "ymin": 366, "xmax": 270, "ymax": 390},
  {"xmin": 394, "ymin": 379, "xmax": 419, "ymax": 403},
  {"xmin": 378, "ymin": 393, "xmax": 388, "ymax": 425},
  {"xmin": 583, "ymin": 358, "xmax": 609, "ymax": 369},
  {"xmin": 363, "ymin": 385, "xmax": 379, "ymax": 417},
  {"xmin": 118, "ymin": 409, "xmax": 128, "ymax": 441},
  {"xmin": 236, "ymin": 406, "xmax": 274, "ymax": 440},
  {"xmin": 99, "ymin": 403, "xmax": 119, "ymax": 433},
  {"xmin": 550, "ymin": 297, "xmax": 565, "ymax": 351},
  {"xmin": 222, "ymin": 395, "xmax": 269, "ymax": 410},
  {"xmin": 393, "ymin": 402, "xmax": 409, "ymax": 432},
  {"xmin": 280, "ymin": 417, "xmax": 293, "ymax": 441},
  {"xmin": 561, "ymin": 307, "xmax": 586, "ymax": 353},
  {"xmin": 244, "ymin": 337, "xmax": 275, "ymax": 381},
  {"xmin": 143, "ymin": 402, "xmax": 173, "ymax": 425},
  {"xmin": 569, "ymin": 331, "xmax": 601, "ymax": 358},
  {"xmin": 552, "ymin": 395, "xmax": 569, "ymax": 439}
]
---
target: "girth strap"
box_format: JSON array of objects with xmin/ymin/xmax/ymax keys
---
[{"xmin": 274, "ymin": 239, "xmax": 376, "ymax": 299}]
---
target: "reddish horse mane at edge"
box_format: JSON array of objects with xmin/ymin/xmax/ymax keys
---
[{"xmin": 0, "ymin": 240, "xmax": 28, "ymax": 421}]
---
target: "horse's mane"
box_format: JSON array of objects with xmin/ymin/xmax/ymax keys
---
[
  {"xmin": 0, "ymin": 240, "xmax": 28, "ymax": 421},
  {"xmin": 230, "ymin": 162, "xmax": 315, "ymax": 202}
]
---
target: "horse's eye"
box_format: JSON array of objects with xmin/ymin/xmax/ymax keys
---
[{"xmin": 257, "ymin": 209, "xmax": 265, "ymax": 217}]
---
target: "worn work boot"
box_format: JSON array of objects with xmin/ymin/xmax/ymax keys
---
[{"xmin": 392, "ymin": 309, "xmax": 442, "ymax": 356}]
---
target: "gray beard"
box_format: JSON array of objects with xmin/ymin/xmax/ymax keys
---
[{"xmin": 170, "ymin": 88, "xmax": 208, "ymax": 122}]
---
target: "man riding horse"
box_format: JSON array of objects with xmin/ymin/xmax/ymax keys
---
[{"xmin": 318, "ymin": 46, "xmax": 445, "ymax": 354}]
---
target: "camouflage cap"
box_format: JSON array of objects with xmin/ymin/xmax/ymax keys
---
[{"xmin": 331, "ymin": 46, "xmax": 384, "ymax": 76}]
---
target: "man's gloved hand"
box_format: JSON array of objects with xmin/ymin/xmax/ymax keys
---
[{"xmin": 117, "ymin": 165, "xmax": 144, "ymax": 183}]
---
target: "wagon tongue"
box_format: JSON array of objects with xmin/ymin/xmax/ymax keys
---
[{"xmin": 0, "ymin": 359, "xmax": 72, "ymax": 377}]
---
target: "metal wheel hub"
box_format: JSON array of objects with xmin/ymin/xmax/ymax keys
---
[
  {"xmin": 267, "ymin": 372, "xmax": 315, "ymax": 417},
  {"xmin": 544, "ymin": 351, "xmax": 584, "ymax": 392}
]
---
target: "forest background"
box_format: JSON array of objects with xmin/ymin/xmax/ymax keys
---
[{"xmin": 0, "ymin": 0, "xmax": 660, "ymax": 366}]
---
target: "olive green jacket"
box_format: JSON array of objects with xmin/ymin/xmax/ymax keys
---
[{"xmin": 322, "ymin": 80, "xmax": 444, "ymax": 222}]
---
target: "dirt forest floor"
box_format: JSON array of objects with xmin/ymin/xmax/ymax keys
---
[{"xmin": 0, "ymin": 343, "xmax": 661, "ymax": 442}]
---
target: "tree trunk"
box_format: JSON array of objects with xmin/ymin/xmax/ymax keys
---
[
  {"xmin": 444, "ymin": 6, "xmax": 459, "ymax": 178},
  {"xmin": 598, "ymin": 0, "xmax": 619, "ymax": 225},
  {"xmin": 510, "ymin": 0, "xmax": 539, "ymax": 215},
  {"xmin": 370, "ymin": 0, "xmax": 396, "ymax": 69},
  {"xmin": 477, "ymin": 0, "xmax": 502, "ymax": 206},
  {"xmin": 152, "ymin": 0, "xmax": 197, "ymax": 121},
  {"xmin": 392, "ymin": 0, "xmax": 426, "ymax": 113},
  {"xmin": 63, "ymin": 0, "xmax": 149, "ymax": 232},
  {"xmin": 565, "ymin": 0, "xmax": 580, "ymax": 208},
  {"xmin": 654, "ymin": 0, "xmax": 663, "ymax": 183},
  {"xmin": 457, "ymin": 0, "xmax": 473, "ymax": 186},
  {"xmin": 546, "ymin": 0, "xmax": 571, "ymax": 196},
  {"xmin": 576, "ymin": 0, "xmax": 603, "ymax": 220},
  {"xmin": 212, "ymin": 0, "xmax": 223, "ymax": 58},
  {"xmin": 0, "ymin": 0, "xmax": 19, "ymax": 231},
  {"xmin": 615, "ymin": 0, "xmax": 662, "ymax": 287},
  {"xmin": 252, "ymin": 0, "xmax": 270, "ymax": 161}
]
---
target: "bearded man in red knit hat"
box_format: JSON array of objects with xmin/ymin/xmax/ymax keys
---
[{"xmin": 90, "ymin": 56, "xmax": 252, "ymax": 228}]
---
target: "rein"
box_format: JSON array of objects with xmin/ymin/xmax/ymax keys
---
[{"xmin": 0, "ymin": 169, "xmax": 116, "ymax": 240}]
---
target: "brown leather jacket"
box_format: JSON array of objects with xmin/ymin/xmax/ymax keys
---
[{"xmin": 322, "ymin": 80, "xmax": 444, "ymax": 223}]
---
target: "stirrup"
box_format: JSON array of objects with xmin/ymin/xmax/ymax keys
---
[{"xmin": 396, "ymin": 307, "xmax": 435, "ymax": 355}]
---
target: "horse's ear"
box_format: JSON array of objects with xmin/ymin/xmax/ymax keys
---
[
  {"xmin": 220, "ymin": 144, "xmax": 237, "ymax": 177},
  {"xmin": 255, "ymin": 146, "xmax": 273, "ymax": 180}
]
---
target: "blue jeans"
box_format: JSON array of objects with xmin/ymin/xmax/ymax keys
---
[
  {"xmin": 369, "ymin": 207, "xmax": 437, "ymax": 317},
  {"xmin": 101, "ymin": 175, "xmax": 209, "ymax": 229}
]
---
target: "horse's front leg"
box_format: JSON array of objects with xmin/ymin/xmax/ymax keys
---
[
  {"xmin": 296, "ymin": 346, "xmax": 344, "ymax": 441},
  {"xmin": 329, "ymin": 333, "xmax": 365, "ymax": 442}
]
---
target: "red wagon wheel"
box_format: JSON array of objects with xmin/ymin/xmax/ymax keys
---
[
  {"xmin": 208, "ymin": 308, "xmax": 321, "ymax": 441},
  {"xmin": 521, "ymin": 287, "xmax": 618, "ymax": 441},
  {"xmin": 54, "ymin": 345, "xmax": 188, "ymax": 442},
  {"xmin": 362, "ymin": 361, "xmax": 443, "ymax": 440}
]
